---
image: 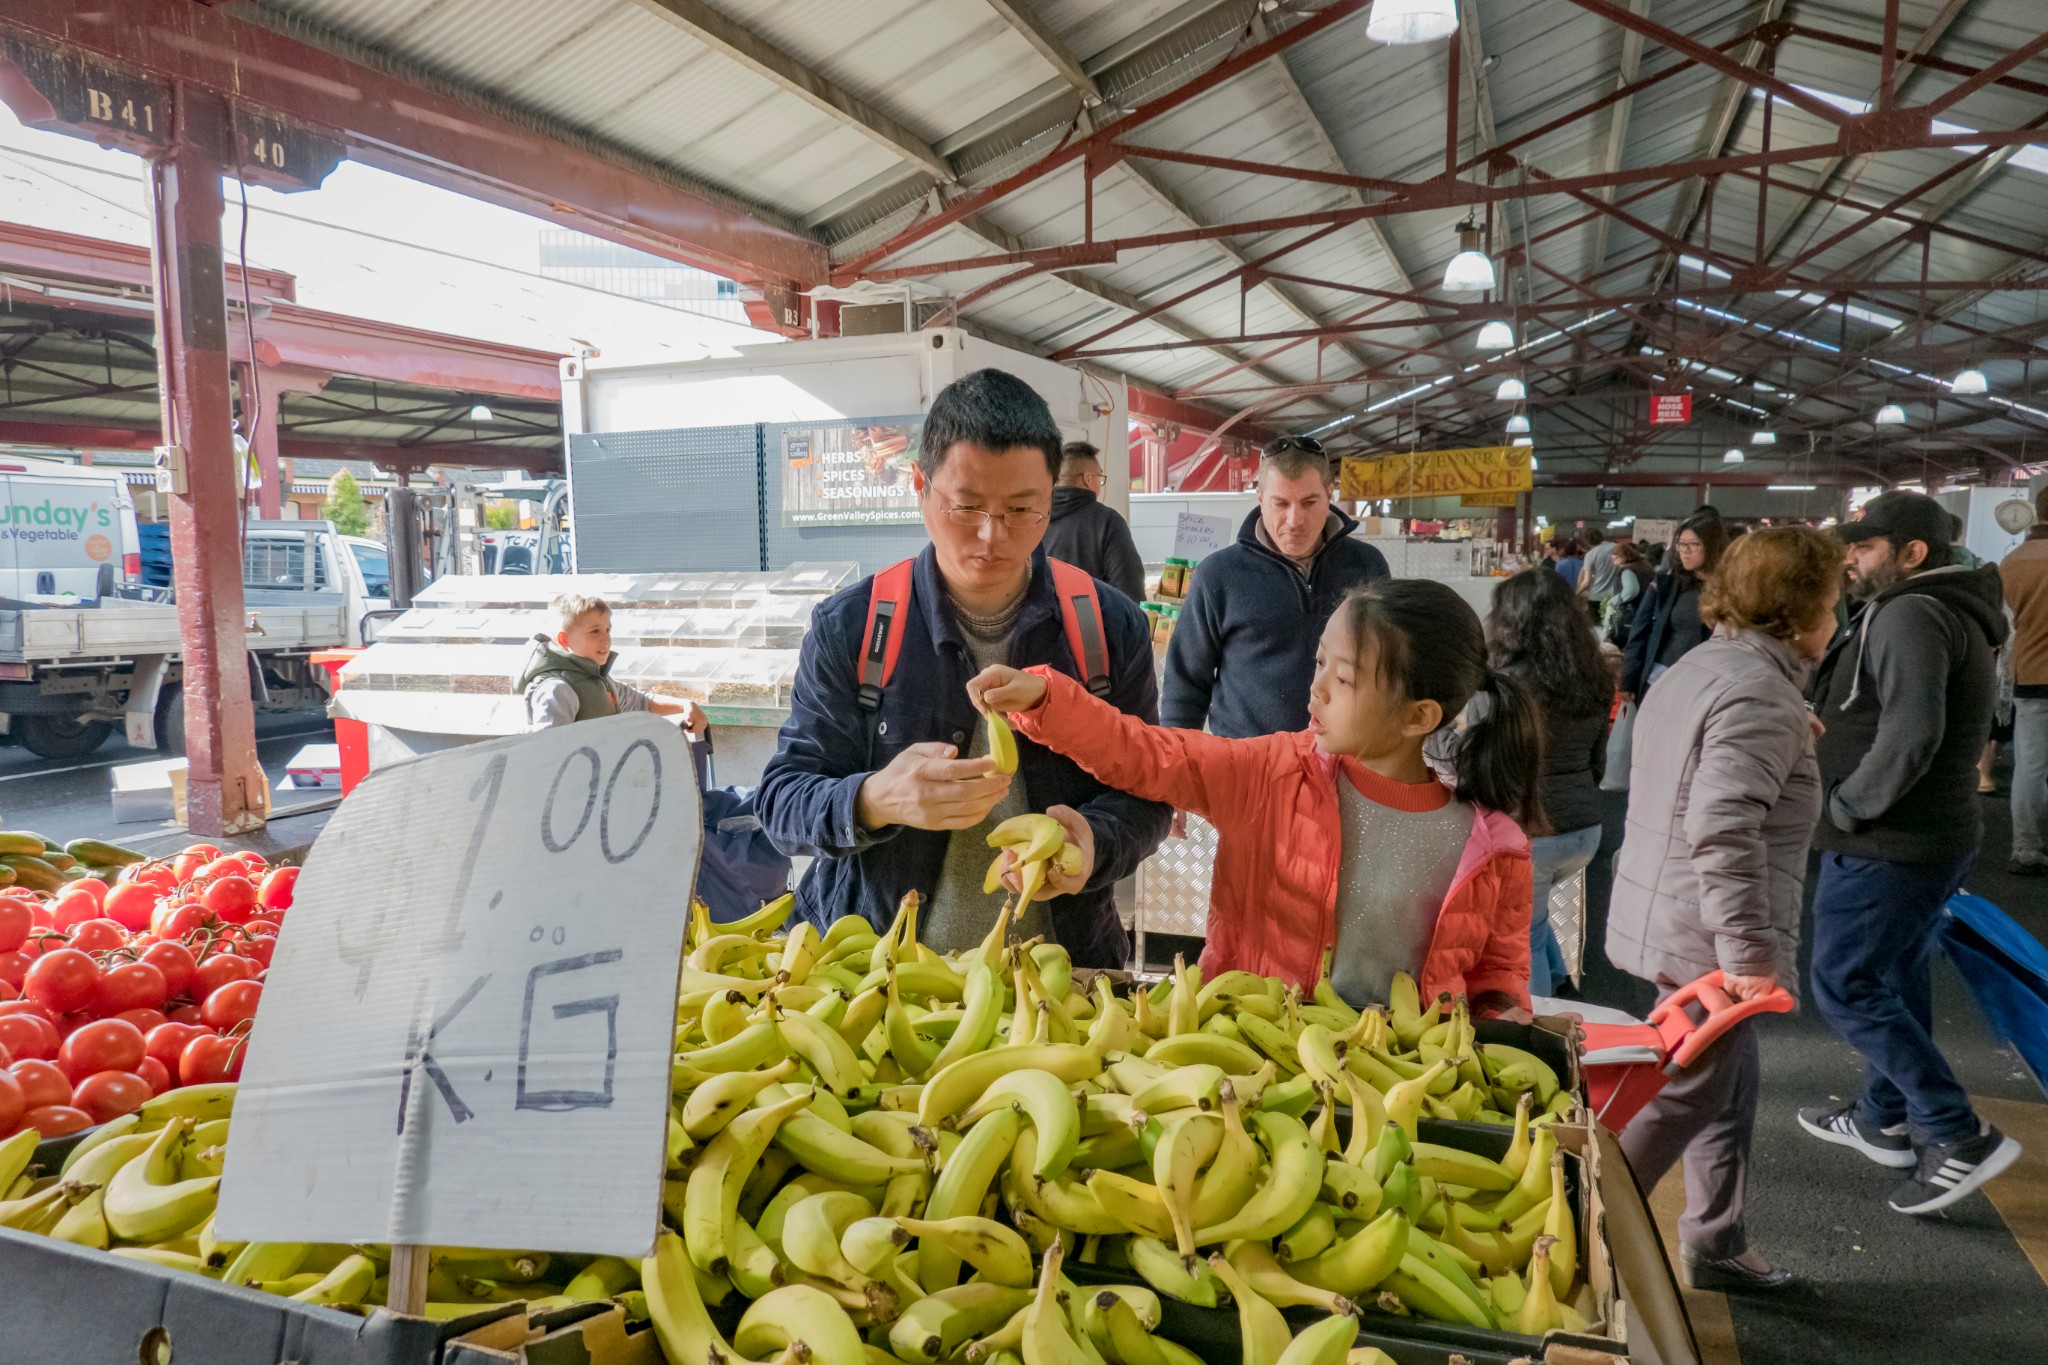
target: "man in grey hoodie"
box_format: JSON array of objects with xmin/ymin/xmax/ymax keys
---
[{"xmin": 1797, "ymin": 491, "xmax": 2021, "ymax": 1215}]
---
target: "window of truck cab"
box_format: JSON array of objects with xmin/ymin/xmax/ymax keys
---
[
  {"xmin": 348, "ymin": 542, "xmax": 390, "ymax": 598},
  {"xmin": 243, "ymin": 537, "xmax": 328, "ymax": 590}
]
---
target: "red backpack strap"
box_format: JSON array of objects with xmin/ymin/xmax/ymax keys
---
[
  {"xmin": 856, "ymin": 559, "xmax": 915, "ymax": 712},
  {"xmin": 1048, "ymin": 558, "xmax": 1113, "ymax": 699}
]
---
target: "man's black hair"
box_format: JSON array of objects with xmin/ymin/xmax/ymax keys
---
[
  {"xmin": 1583, "ymin": 527, "xmax": 1605, "ymax": 546},
  {"xmin": 918, "ymin": 368, "xmax": 1062, "ymax": 481}
]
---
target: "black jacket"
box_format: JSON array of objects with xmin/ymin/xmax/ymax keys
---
[
  {"xmin": 755, "ymin": 546, "xmax": 1171, "ymax": 966},
  {"xmin": 1620, "ymin": 569, "xmax": 1710, "ymax": 697},
  {"xmin": 1809, "ymin": 564, "xmax": 2008, "ymax": 864},
  {"xmin": 1537, "ymin": 704, "xmax": 1610, "ymax": 836},
  {"xmin": 1039, "ymin": 487, "xmax": 1146, "ymax": 604},
  {"xmin": 1161, "ymin": 507, "xmax": 1391, "ymax": 737}
]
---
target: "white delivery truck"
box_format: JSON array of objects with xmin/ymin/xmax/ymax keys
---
[{"xmin": 0, "ymin": 456, "xmax": 144, "ymax": 602}]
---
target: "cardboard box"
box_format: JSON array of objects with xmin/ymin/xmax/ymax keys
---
[
  {"xmin": 445, "ymin": 1304, "xmax": 663, "ymax": 1365},
  {"xmin": 284, "ymin": 742, "xmax": 345, "ymax": 789}
]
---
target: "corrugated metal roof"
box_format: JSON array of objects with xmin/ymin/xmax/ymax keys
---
[{"xmin": 222, "ymin": 0, "xmax": 2048, "ymax": 477}]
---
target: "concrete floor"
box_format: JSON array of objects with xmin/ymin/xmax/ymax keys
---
[{"xmin": 1577, "ymin": 779, "xmax": 2048, "ymax": 1365}]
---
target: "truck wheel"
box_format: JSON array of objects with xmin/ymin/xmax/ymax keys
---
[
  {"xmin": 16, "ymin": 715, "xmax": 114, "ymax": 761},
  {"xmin": 153, "ymin": 684, "xmax": 186, "ymax": 757}
]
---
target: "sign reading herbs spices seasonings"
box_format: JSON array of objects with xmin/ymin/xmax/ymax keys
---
[{"xmin": 781, "ymin": 417, "xmax": 925, "ymax": 526}]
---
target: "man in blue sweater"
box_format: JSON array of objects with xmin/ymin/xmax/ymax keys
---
[{"xmin": 1162, "ymin": 437, "xmax": 1390, "ymax": 737}]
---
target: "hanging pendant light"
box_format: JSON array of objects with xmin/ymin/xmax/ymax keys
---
[
  {"xmin": 1722, "ymin": 447, "xmax": 1745, "ymax": 464},
  {"xmin": 1367, "ymin": 0, "xmax": 1459, "ymax": 45},
  {"xmin": 1528, "ymin": 454, "xmax": 1539, "ymax": 469},
  {"xmin": 1751, "ymin": 430, "xmax": 1777, "ymax": 445},
  {"xmin": 469, "ymin": 404, "xmax": 493, "ymax": 422},
  {"xmin": 1441, "ymin": 219, "xmax": 1496, "ymax": 292},
  {"xmin": 1511, "ymin": 436, "xmax": 1533, "ymax": 448},
  {"xmin": 1475, "ymin": 319, "xmax": 1515, "ymax": 350},
  {"xmin": 1495, "ymin": 376, "xmax": 1526, "ymax": 402},
  {"xmin": 1505, "ymin": 413, "xmax": 1530, "ymax": 435},
  {"xmin": 1950, "ymin": 367, "xmax": 1988, "ymax": 395},
  {"xmin": 1874, "ymin": 403, "xmax": 1907, "ymax": 426}
]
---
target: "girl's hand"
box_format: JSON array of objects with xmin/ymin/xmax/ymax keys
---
[{"xmin": 967, "ymin": 665, "xmax": 1048, "ymax": 717}]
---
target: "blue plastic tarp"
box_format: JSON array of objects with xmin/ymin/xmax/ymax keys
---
[{"xmin": 1941, "ymin": 893, "xmax": 2048, "ymax": 1099}]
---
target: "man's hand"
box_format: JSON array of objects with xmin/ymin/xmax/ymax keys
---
[
  {"xmin": 998, "ymin": 803, "xmax": 1095, "ymax": 900},
  {"xmin": 1723, "ymin": 972, "xmax": 1779, "ymax": 1002},
  {"xmin": 1808, "ymin": 713, "xmax": 1826, "ymax": 741},
  {"xmin": 967, "ymin": 665, "xmax": 1048, "ymax": 717},
  {"xmin": 855, "ymin": 742, "xmax": 1011, "ymax": 832}
]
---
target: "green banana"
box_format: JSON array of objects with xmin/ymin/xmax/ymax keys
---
[
  {"xmin": 888, "ymin": 1282, "xmax": 1035, "ymax": 1364},
  {"xmin": 1194, "ymin": 1111, "xmax": 1323, "ymax": 1244},
  {"xmin": 1124, "ymin": 1234, "xmax": 1227, "ymax": 1308},
  {"xmin": 918, "ymin": 1107, "xmax": 1023, "ymax": 1291},
  {"xmin": 956, "ymin": 1069, "xmax": 1081, "ymax": 1178},
  {"xmin": 1222, "ymin": 1239, "xmax": 1354, "ymax": 1313},
  {"xmin": 1294, "ymin": 1207, "xmax": 1410, "ymax": 1298}
]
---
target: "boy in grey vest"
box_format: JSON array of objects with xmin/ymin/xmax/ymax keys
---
[{"xmin": 521, "ymin": 594, "xmax": 706, "ymax": 733}]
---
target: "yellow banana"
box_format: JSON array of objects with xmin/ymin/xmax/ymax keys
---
[
  {"xmin": 1484, "ymin": 1127, "xmax": 1557, "ymax": 1224},
  {"xmin": 1142, "ymin": 1032, "xmax": 1265, "ymax": 1073},
  {"xmin": 1194, "ymin": 1111, "xmax": 1323, "ymax": 1244},
  {"xmin": 220, "ymin": 1242, "xmax": 312, "ymax": 1289},
  {"xmin": 1018, "ymin": 1243, "xmax": 1092, "ymax": 1365},
  {"xmin": 924, "ymin": 959, "xmax": 1004, "ymax": 1078},
  {"xmin": 782, "ymin": 1190, "xmax": 881, "ymax": 1290},
  {"xmin": 1276, "ymin": 1200, "xmax": 1337, "ymax": 1263},
  {"xmin": 919, "ymin": 1107, "xmax": 1023, "ymax": 1291},
  {"xmin": 105, "ymin": 1117, "xmax": 219, "ymax": 1244},
  {"xmin": 1514, "ymin": 1237, "xmax": 1569, "ymax": 1336},
  {"xmin": 1192, "ymin": 1083, "xmax": 1262, "ymax": 1229},
  {"xmin": 1124, "ymin": 1235, "xmax": 1227, "ymax": 1308},
  {"xmin": 1382, "ymin": 1253, "xmax": 1493, "ymax": 1329},
  {"xmin": 918, "ymin": 1044, "xmax": 1101, "ymax": 1128},
  {"xmin": 710, "ymin": 891, "xmax": 795, "ymax": 939},
  {"xmin": 1295, "ymin": 1208, "xmax": 1410, "ymax": 1298},
  {"xmin": 1167, "ymin": 954, "xmax": 1200, "ymax": 1037},
  {"xmin": 48, "ymin": 1185, "xmax": 109, "ymax": 1249},
  {"xmin": 1272, "ymin": 1311, "xmax": 1361, "ymax": 1365},
  {"xmin": 986, "ymin": 814, "xmax": 1064, "ymax": 864},
  {"xmin": 1222, "ymin": 1239, "xmax": 1353, "ymax": 1314},
  {"xmin": 957, "ymin": 1069, "xmax": 1081, "ymax": 1178},
  {"xmin": 1084, "ymin": 1169, "xmax": 1178, "ymax": 1242},
  {"xmin": 771, "ymin": 995, "xmax": 874, "ymax": 1100},
  {"xmin": 680, "ymin": 1058, "xmax": 800, "ymax": 1139},
  {"xmin": 1384, "ymin": 1059, "xmax": 1451, "ymax": 1141},
  {"xmin": 676, "ymin": 1019, "xmax": 789, "ymax": 1075},
  {"xmin": 1543, "ymin": 1154, "xmax": 1577, "ymax": 1298},
  {"xmin": 290, "ymin": 1253, "xmax": 376, "ymax": 1306},
  {"xmin": 682, "ymin": 1089, "xmax": 814, "ymax": 1277},
  {"xmin": 1003, "ymin": 1132, "xmax": 1124, "ymax": 1236},
  {"xmin": 1129, "ymin": 1063, "xmax": 1226, "ymax": 1115},
  {"xmin": 1152, "ymin": 1112, "xmax": 1214, "ymax": 1264},
  {"xmin": 54, "ymin": 1114, "xmax": 138, "ymax": 1175},
  {"xmin": 1320, "ymin": 1159, "xmax": 1381, "ymax": 1218},
  {"xmin": 1079, "ymin": 1288, "xmax": 1168, "ymax": 1365},
  {"xmin": 889, "ymin": 1282, "xmax": 1036, "ymax": 1364},
  {"xmin": 1409, "ymin": 1142, "xmax": 1515, "ymax": 1193},
  {"xmin": 1209, "ymin": 1252, "xmax": 1293, "ymax": 1365},
  {"xmin": 561, "ymin": 1255, "xmax": 640, "ymax": 1301},
  {"xmin": 770, "ymin": 1100, "xmax": 927, "ymax": 1185},
  {"xmin": 897, "ymin": 1215, "xmax": 1034, "ymax": 1288}
]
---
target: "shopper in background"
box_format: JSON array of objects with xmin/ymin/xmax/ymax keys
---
[
  {"xmin": 1621, "ymin": 510, "xmax": 1729, "ymax": 701},
  {"xmin": 1487, "ymin": 568, "xmax": 1614, "ymax": 997},
  {"xmin": 1608, "ymin": 527, "xmax": 1839, "ymax": 1292},
  {"xmin": 1554, "ymin": 538, "xmax": 1585, "ymax": 589},
  {"xmin": 1605, "ymin": 539, "xmax": 1650, "ymax": 647},
  {"xmin": 2002, "ymin": 488, "xmax": 2048, "ymax": 873},
  {"xmin": 1799, "ymin": 490, "xmax": 2019, "ymax": 1215},
  {"xmin": 1039, "ymin": 440, "xmax": 1146, "ymax": 605},
  {"xmin": 1161, "ymin": 436, "xmax": 1390, "ymax": 737},
  {"xmin": 1579, "ymin": 526, "xmax": 1620, "ymax": 607},
  {"xmin": 521, "ymin": 593, "xmax": 707, "ymax": 733},
  {"xmin": 758, "ymin": 368, "xmax": 1170, "ymax": 966},
  {"xmin": 972, "ymin": 578, "xmax": 1541, "ymax": 1013}
]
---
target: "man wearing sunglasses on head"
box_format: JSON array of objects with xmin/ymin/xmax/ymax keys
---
[
  {"xmin": 1162, "ymin": 436, "xmax": 1390, "ymax": 738},
  {"xmin": 758, "ymin": 369, "xmax": 1170, "ymax": 967}
]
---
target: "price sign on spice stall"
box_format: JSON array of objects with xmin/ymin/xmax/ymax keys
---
[{"xmin": 216, "ymin": 714, "xmax": 701, "ymax": 1258}]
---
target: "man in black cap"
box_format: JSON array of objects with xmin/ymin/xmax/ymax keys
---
[{"xmin": 1798, "ymin": 490, "xmax": 2020, "ymax": 1215}]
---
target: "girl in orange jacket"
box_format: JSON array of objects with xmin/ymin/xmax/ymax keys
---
[{"xmin": 969, "ymin": 578, "xmax": 1544, "ymax": 1015}]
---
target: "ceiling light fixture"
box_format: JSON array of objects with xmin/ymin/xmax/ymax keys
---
[
  {"xmin": 1505, "ymin": 413, "xmax": 1530, "ymax": 434},
  {"xmin": 1768, "ymin": 484, "xmax": 1817, "ymax": 491},
  {"xmin": 1950, "ymin": 367, "xmax": 1988, "ymax": 395},
  {"xmin": 1874, "ymin": 403, "xmax": 1907, "ymax": 426},
  {"xmin": 469, "ymin": 404, "xmax": 493, "ymax": 422},
  {"xmin": 1367, "ymin": 0, "xmax": 1459, "ymax": 45},
  {"xmin": 1511, "ymin": 436, "xmax": 1534, "ymax": 447},
  {"xmin": 1751, "ymin": 431, "xmax": 1777, "ymax": 445},
  {"xmin": 1476, "ymin": 319, "xmax": 1515, "ymax": 350},
  {"xmin": 1722, "ymin": 447, "xmax": 1745, "ymax": 464},
  {"xmin": 1441, "ymin": 219, "xmax": 1496, "ymax": 293},
  {"xmin": 1495, "ymin": 376, "xmax": 1526, "ymax": 402}
]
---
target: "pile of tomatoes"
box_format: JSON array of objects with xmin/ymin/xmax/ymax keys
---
[{"xmin": 0, "ymin": 843, "xmax": 295, "ymax": 1139}]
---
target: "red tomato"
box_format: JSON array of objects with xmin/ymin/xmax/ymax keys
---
[
  {"xmin": 144, "ymin": 1021, "xmax": 204, "ymax": 1070},
  {"xmin": 167, "ymin": 1003, "xmax": 204, "ymax": 1027},
  {"xmin": 127, "ymin": 863, "xmax": 177, "ymax": 894},
  {"xmin": 139, "ymin": 941, "xmax": 196, "ymax": 998},
  {"xmin": 189, "ymin": 953, "xmax": 255, "ymax": 1000},
  {"xmin": 101, "ymin": 881, "xmax": 158, "ymax": 933},
  {"xmin": 199, "ymin": 979, "xmax": 262, "ymax": 1031},
  {"xmin": 0, "ymin": 998, "xmax": 53, "ymax": 1020},
  {"xmin": 21, "ymin": 1104, "xmax": 91, "ymax": 1137},
  {"xmin": 0, "ymin": 950, "xmax": 28, "ymax": 991},
  {"xmin": 0, "ymin": 1040, "xmax": 9, "ymax": 1067},
  {"xmin": 91, "ymin": 962, "xmax": 168, "ymax": 1016},
  {"xmin": 152, "ymin": 902, "xmax": 208, "ymax": 941},
  {"xmin": 171, "ymin": 853, "xmax": 207, "ymax": 884},
  {"xmin": 48, "ymin": 890, "xmax": 106, "ymax": 931},
  {"xmin": 0, "ymin": 898, "xmax": 28, "ymax": 953},
  {"xmin": 239, "ymin": 936, "xmax": 276, "ymax": 971},
  {"xmin": 64, "ymin": 919, "xmax": 127, "ymax": 955},
  {"xmin": 201, "ymin": 875, "xmax": 257, "ymax": 925},
  {"xmin": 23, "ymin": 949, "xmax": 99, "ymax": 1015},
  {"xmin": 57, "ymin": 1018, "xmax": 146, "ymax": 1083},
  {"xmin": 113, "ymin": 1007, "xmax": 168, "ymax": 1035},
  {"xmin": 235, "ymin": 851, "xmax": 269, "ymax": 873},
  {"xmin": 0, "ymin": 1066, "xmax": 21, "ymax": 1133},
  {"xmin": 69, "ymin": 877, "xmax": 108, "ymax": 906},
  {"xmin": 178, "ymin": 1032, "xmax": 244, "ymax": 1085},
  {"xmin": 0, "ymin": 1012, "xmax": 57, "ymax": 1062},
  {"xmin": 136, "ymin": 1054, "xmax": 170, "ymax": 1095},
  {"xmin": 257, "ymin": 865, "xmax": 298, "ymax": 911},
  {"xmin": 71, "ymin": 1069, "xmax": 151, "ymax": 1123},
  {"xmin": 10, "ymin": 1058, "xmax": 72, "ymax": 1109}
]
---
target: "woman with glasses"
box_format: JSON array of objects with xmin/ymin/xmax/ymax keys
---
[{"xmin": 1621, "ymin": 509, "xmax": 1730, "ymax": 702}]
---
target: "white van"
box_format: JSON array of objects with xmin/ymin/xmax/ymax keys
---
[{"xmin": 0, "ymin": 457, "xmax": 141, "ymax": 602}]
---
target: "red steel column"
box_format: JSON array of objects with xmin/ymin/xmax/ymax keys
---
[{"xmin": 151, "ymin": 86, "xmax": 261, "ymax": 835}]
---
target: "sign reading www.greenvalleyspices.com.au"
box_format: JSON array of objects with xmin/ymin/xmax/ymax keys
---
[{"xmin": 0, "ymin": 495, "xmax": 114, "ymax": 546}]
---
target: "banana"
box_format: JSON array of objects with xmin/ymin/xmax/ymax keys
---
[
  {"xmin": 1320, "ymin": 1159, "xmax": 1380, "ymax": 1217},
  {"xmin": 1129, "ymin": 1063, "xmax": 1226, "ymax": 1115},
  {"xmin": 1382, "ymin": 1253, "xmax": 1493, "ymax": 1329},
  {"xmin": 1295, "ymin": 1025, "xmax": 1349, "ymax": 1086},
  {"xmin": 1485, "ymin": 1127, "xmax": 1557, "ymax": 1224},
  {"xmin": 1151, "ymin": 1112, "xmax": 1216, "ymax": 1264},
  {"xmin": 107, "ymin": 1247, "xmax": 210, "ymax": 1274},
  {"xmin": 1222, "ymin": 1240, "xmax": 1353, "ymax": 1314},
  {"xmin": 1543, "ymin": 1153, "xmax": 1577, "ymax": 1298},
  {"xmin": 1409, "ymin": 1142, "xmax": 1515, "ymax": 1193},
  {"xmin": 1013, "ymin": 1244, "xmax": 1091, "ymax": 1365},
  {"xmin": 1085, "ymin": 1169, "xmax": 1178, "ymax": 1241},
  {"xmin": 842, "ymin": 1217, "xmax": 925, "ymax": 1309},
  {"xmin": 730, "ymin": 1217, "xmax": 782, "ymax": 1300},
  {"xmin": 646, "ymin": 1228, "xmax": 749, "ymax": 1365},
  {"xmin": 919, "ymin": 1044, "xmax": 1101, "ymax": 1128},
  {"xmin": 1124, "ymin": 1235, "xmax": 1226, "ymax": 1308},
  {"xmin": 783, "ymin": 1190, "xmax": 881, "ymax": 1290},
  {"xmin": 772, "ymin": 995, "xmax": 875, "ymax": 1100},
  {"xmin": 49, "ymin": 1185, "xmax": 110, "ymax": 1248},
  {"xmin": 924, "ymin": 960, "xmax": 1004, "ymax": 1079},
  {"xmin": 889, "ymin": 1282, "xmax": 1036, "ymax": 1364},
  {"xmin": 1272, "ymin": 1311, "xmax": 1361, "ymax": 1365},
  {"xmin": 887, "ymin": 969, "xmax": 944, "ymax": 1080},
  {"xmin": 1235, "ymin": 1013, "xmax": 1307, "ymax": 1076},
  {"xmin": 919, "ymin": 1107, "xmax": 1023, "ymax": 1291},
  {"xmin": 1084, "ymin": 980, "xmax": 1137, "ymax": 1056},
  {"xmin": 1194, "ymin": 1111, "xmax": 1323, "ymax": 1244},
  {"xmin": 1277, "ymin": 1201, "xmax": 1337, "ymax": 1263},
  {"xmin": 835, "ymin": 985, "xmax": 889, "ymax": 1052},
  {"xmin": 898, "ymin": 1215, "xmax": 1034, "ymax": 1288},
  {"xmin": 221, "ymin": 1242, "xmax": 312, "ymax": 1288},
  {"xmin": 681, "ymin": 1058, "xmax": 801, "ymax": 1139},
  {"xmin": 57, "ymin": 1132, "xmax": 153, "ymax": 1190},
  {"xmin": 956, "ymin": 1070, "xmax": 1081, "ymax": 1178},
  {"xmin": 1029, "ymin": 943, "xmax": 1072, "ymax": 1002},
  {"xmin": 1257, "ymin": 1075, "xmax": 1319, "ymax": 1118},
  {"xmin": 1383, "ymin": 1059, "xmax": 1450, "ymax": 1141},
  {"xmin": 734, "ymin": 1284, "xmax": 868, "ymax": 1364},
  {"xmin": 771, "ymin": 1102, "xmax": 927, "ymax": 1185},
  {"xmin": 1513, "ymin": 1236, "xmax": 1573, "ymax": 1336},
  {"xmin": 676, "ymin": 1020, "xmax": 789, "ymax": 1075},
  {"xmin": 1167, "ymin": 955, "xmax": 1200, "ymax": 1038},
  {"xmin": 1142, "ymin": 1033, "xmax": 1264, "ymax": 1073},
  {"xmin": 105, "ymin": 1117, "xmax": 219, "ymax": 1244},
  {"xmin": 1499, "ymin": 1093, "xmax": 1535, "ymax": 1180},
  {"xmin": 1295, "ymin": 1208, "xmax": 1410, "ymax": 1298},
  {"xmin": 290, "ymin": 1254, "xmax": 377, "ymax": 1306},
  {"xmin": 987, "ymin": 813, "xmax": 1064, "ymax": 864},
  {"xmin": 683, "ymin": 1089, "xmax": 814, "ymax": 1277},
  {"xmin": 1080, "ymin": 1290, "xmax": 1168, "ymax": 1365},
  {"xmin": 1192, "ymin": 1084, "xmax": 1261, "ymax": 1229},
  {"xmin": 0, "ymin": 1128, "xmax": 40, "ymax": 1193},
  {"xmin": 1003, "ymin": 1133, "xmax": 1124, "ymax": 1236},
  {"xmin": 1338, "ymin": 1072, "xmax": 1386, "ymax": 1167},
  {"xmin": 1072, "ymin": 1118, "xmax": 1146, "ymax": 1172},
  {"xmin": 1403, "ymin": 1226, "xmax": 1494, "ymax": 1322},
  {"xmin": 1482, "ymin": 1043, "xmax": 1562, "ymax": 1105},
  {"xmin": 1208, "ymin": 1252, "xmax": 1296, "ymax": 1365},
  {"xmin": 561, "ymin": 1255, "xmax": 640, "ymax": 1301},
  {"xmin": 711, "ymin": 891, "xmax": 796, "ymax": 939},
  {"xmin": 691, "ymin": 931, "xmax": 776, "ymax": 976}
]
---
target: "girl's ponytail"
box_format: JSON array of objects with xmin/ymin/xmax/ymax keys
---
[{"xmin": 1455, "ymin": 669, "xmax": 1547, "ymax": 832}]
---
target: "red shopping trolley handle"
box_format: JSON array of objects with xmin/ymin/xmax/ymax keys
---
[{"xmin": 1647, "ymin": 970, "xmax": 1795, "ymax": 1074}]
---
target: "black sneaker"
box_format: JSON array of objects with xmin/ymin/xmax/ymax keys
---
[
  {"xmin": 1798, "ymin": 1103, "xmax": 1916, "ymax": 1169},
  {"xmin": 1888, "ymin": 1122, "xmax": 2022, "ymax": 1215}
]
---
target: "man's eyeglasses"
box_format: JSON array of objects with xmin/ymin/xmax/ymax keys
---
[
  {"xmin": 943, "ymin": 504, "xmax": 1049, "ymax": 532},
  {"xmin": 1262, "ymin": 435, "xmax": 1326, "ymax": 460}
]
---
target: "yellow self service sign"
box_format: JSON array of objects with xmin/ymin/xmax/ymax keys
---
[
  {"xmin": 1341, "ymin": 447, "xmax": 1534, "ymax": 501},
  {"xmin": 1460, "ymin": 492, "xmax": 1519, "ymax": 508}
]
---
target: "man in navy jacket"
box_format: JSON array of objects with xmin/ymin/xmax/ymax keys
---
[{"xmin": 756, "ymin": 369, "xmax": 1169, "ymax": 967}]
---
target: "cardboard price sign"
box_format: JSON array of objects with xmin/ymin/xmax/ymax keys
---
[{"xmin": 217, "ymin": 714, "xmax": 702, "ymax": 1256}]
